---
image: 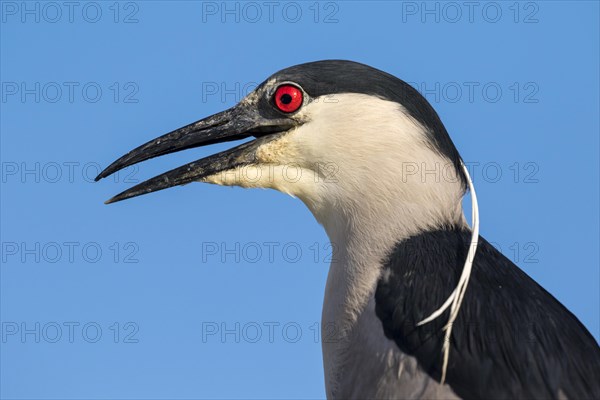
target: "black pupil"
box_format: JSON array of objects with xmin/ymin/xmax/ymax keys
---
[{"xmin": 280, "ymin": 93, "xmax": 293, "ymax": 105}]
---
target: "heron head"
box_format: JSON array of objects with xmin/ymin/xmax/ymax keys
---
[{"xmin": 97, "ymin": 60, "xmax": 467, "ymax": 235}]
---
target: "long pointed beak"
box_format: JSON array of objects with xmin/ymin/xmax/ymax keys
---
[{"xmin": 96, "ymin": 103, "xmax": 295, "ymax": 204}]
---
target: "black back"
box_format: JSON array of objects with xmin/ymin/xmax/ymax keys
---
[{"xmin": 376, "ymin": 229, "xmax": 600, "ymax": 400}]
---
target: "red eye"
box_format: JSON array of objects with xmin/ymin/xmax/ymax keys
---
[{"xmin": 274, "ymin": 84, "xmax": 303, "ymax": 113}]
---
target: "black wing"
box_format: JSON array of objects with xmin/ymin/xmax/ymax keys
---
[{"xmin": 375, "ymin": 228, "xmax": 600, "ymax": 400}]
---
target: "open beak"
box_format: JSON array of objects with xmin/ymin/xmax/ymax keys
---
[{"xmin": 95, "ymin": 103, "xmax": 295, "ymax": 204}]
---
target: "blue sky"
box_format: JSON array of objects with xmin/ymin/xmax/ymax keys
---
[{"xmin": 1, "ymin": 1, "xmax": 598, "ymax": 399}]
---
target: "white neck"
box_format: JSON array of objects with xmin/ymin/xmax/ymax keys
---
[
  {"xmin": 290, "ymin": 97, "xmax": 468, "ymax": 395},
  {"xmin": 315, "ymin": 180, "xmax": 465, "ymax": 395}
]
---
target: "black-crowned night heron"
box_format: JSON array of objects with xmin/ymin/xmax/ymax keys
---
[{"xmin": 96, "ymin": 60, "xmax": 600, "ymax": 400}]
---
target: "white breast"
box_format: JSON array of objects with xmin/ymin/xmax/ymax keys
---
[{"xmin": 321, "ymin": 254, "xmax": 460, "ymax": 399}]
